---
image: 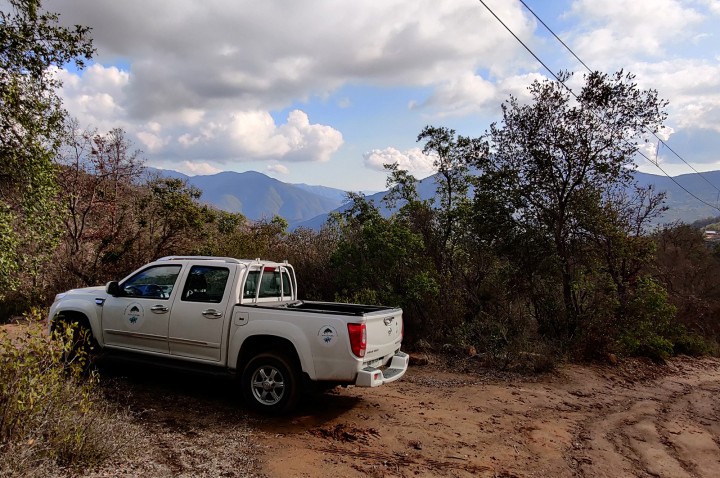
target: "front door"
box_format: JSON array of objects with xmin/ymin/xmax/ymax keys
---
[
  {"xmin": 102, "ymin": 264, "xmax": 183, "ymax": 354},
  {"xmin": 168, "ymin": 265, "xmax": 235, "ymax": 361}
]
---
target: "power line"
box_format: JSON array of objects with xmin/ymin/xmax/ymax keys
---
[
  {"xmin": 517, "ymin": 0, "xmax": 720, "ymax": 195},
  {"xmin": 475, "ymin": 0, "xmax": 720, "ymax": 213},
  {"xmin": 638, "ymin": 146, "xmax": 720, "ymax": 211}
]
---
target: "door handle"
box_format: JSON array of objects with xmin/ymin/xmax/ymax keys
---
[
  {"xmin": 202, "ymin": 309, "xmax": 223, "ymax": 319},
  {"xmin": 150, "ymin": 304, "xmax": 169, "ymax": 313}
]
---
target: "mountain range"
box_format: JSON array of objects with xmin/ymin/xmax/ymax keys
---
[{"xmin": 148, "ymin": 167, "xmax": 720, "ymax": 230}]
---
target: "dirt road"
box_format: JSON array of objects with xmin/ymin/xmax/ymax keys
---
[
  {"xmin": 81, "ymin": 355, "xmax": 719, "ymax": 478},
  {"xmin": 3, "ymin": 322, "xmax": 719, "ymax": 477}
]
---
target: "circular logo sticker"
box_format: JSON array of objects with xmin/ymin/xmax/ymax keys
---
[
  {"xmin": 125, "ymin": 302, "xmax": 144, "ymax": 329},
  {"xmin": 318, "ymin": 325, "xmax": 337, "ymax": 346}
]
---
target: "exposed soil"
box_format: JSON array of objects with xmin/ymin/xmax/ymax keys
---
[
  {"xmin": 89, "ymin": 354, "xmax": 720, "ymax": 478},
  {"xmin": 3, "ymin": 323, "xmax": 720, "ymax": 477}
]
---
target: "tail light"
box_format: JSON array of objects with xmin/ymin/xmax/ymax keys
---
[
  {"xmin": 347, "ymin": 323, "xmax": 366, "ymax": 358},
  {"xmin": 400, "ymin": 317, "xmax": 404, "ymax": 341}
]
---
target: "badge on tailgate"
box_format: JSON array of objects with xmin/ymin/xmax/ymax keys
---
[{"xmin": 383, "ymin": 316, "xmax": 394, "ymax": 326}]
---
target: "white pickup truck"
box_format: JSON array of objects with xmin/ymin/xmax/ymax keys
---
[{"xmin": 47, "ymin": 256, "xmax": 408, "ymax": 413}]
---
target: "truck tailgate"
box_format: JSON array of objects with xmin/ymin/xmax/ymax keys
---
[{"xmin": 363, "ymin": 308, "xmax": 402, "ymax": 362}]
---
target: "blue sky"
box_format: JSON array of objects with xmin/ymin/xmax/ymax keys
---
[{"xmin": 52, "ymin": 0, "xmax": 720, "ymax": 191}]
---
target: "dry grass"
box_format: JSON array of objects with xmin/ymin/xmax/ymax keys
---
[{"xmin": 0, "ymin": 315, "xmax": 139, "ymax": 477}]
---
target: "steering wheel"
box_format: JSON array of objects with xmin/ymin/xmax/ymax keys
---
[
  {"xmin": 124, "ymin": 285, "xmax": 142, "ymax": 296},
  {"xmin": 145, "ymin": 284, "xmax": 165, "ymax": 298}
]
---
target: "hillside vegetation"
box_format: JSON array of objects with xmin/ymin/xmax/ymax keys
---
[{"xmin": 2, "ymin": 1, "xmax": 718, "ymax": 359}]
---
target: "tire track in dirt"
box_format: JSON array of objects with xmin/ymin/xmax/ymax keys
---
[
  {"xmin": 257, "ymin": 358, "xmax": 720, "ymax": 478},
  {"xmin": 568, "ymin": 360, "xmax": 720, "ymax": 478}
]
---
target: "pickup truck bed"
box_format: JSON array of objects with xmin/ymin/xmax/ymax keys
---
[{"xmin": 270, "ymin": 301, "xmax": 396, "ymax": 316}]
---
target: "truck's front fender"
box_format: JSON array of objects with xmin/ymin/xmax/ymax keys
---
[{"xmin": 48, "ymin": 298, "xmax": 105, "ymax": 346}]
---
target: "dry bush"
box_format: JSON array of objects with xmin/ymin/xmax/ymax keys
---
[{"xmin": 0, "ymin": 313, "xmax": 137, "ymax": 477}]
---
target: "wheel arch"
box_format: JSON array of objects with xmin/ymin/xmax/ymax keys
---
[
  {"xmin": 50, "ymin": 309, "xmax": 100, "ymax": 345},
  {"xmin": 236, "ymin": 335, "xmax": 301, "ymax": 373}
]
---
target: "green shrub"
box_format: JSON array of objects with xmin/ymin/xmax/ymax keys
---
[
  {"xmin": 619, "ymin": 276, "xmax": 677, "ymax": 362},
  {"xmin": 672, "ymin": 332, "xmax": 718, "ymax": 357},
  {"xmin": 0, "ymin": 312, "xmax": 135, "ymax": 476}
]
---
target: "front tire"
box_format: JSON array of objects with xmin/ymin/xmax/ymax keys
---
[
  {"xmin": 241, "ymin": 353, "xmax": 300, "ymax": 414},
  {"xmin": 51, "ymin": 316, "xmax": 99, "ymax": 370}
]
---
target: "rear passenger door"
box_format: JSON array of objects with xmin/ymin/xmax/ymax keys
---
[{"xmin": 168, "ymin": 264, "xmax": 235, "ymax": 362}]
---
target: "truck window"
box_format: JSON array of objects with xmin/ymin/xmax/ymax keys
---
[
  {"xmin": 243, "ymin": 267, "xmax": 292, "ymax": 301},
  {"xmin": 243, "ymin": 270, "xmax": 260, "ymax": 299},
  {"xmin": 181, "ymin": 266, "xmax": 230, "ymax": 303},
  {"xmin": 281, "ymin": 269, "xmax": 292, "ymax": 299},
  {"xmin": 121, "ymin": 265, "xmax": 181, "ymax": 299},
  {"xmin": 258, "ymin": 268, "xmax": 282, "ymax": 298}
]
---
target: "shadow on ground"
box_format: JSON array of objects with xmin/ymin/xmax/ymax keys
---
[{"xmin": 94, "ymin": 356, "xmax": 363, "ymax": 434}]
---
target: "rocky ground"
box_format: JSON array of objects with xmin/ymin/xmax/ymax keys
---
[{"xmin": 3, "ymin": 323, "xmax": 720, "ymax": 477}]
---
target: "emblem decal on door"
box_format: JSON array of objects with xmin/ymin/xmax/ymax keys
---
[
  {"xmin": 125, "ymin": 303, "xmax": 144, "ymax": 329},
  {"xmin": 318, "ymin": 325, "xmax": 337, "ymax": 346}
]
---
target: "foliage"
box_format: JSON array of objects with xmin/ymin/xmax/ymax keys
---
[
  {"xmin": 472, "ymin": 70, "xmax": 668, "ymax": 341},
  {"xmin": 653, "ymin": 224, "xmax": 720, "ymax": 345},
  {"xmin": 3, "ymin": 67, "xmax": 718, "ymax": 366},
  {"xmin": 416, "ymin": 126, "xmax": 481, "ymax": 273},
  {"xmin": 329, "ymin": 194, "xmax": 440, "ymax": 342},
  {"xmin": 0, "ymin": 313, "xmax": 134, "ymax": 475},
  {"xmin": 0, "ymin": 0, "xmax": 94, "ymax": 301},
  {"xmin": 135, "ymin": 176, "xmax": 212, "ymax": 259},
  {"xmin": 53, "ymin": 124, "xmax": 145, "ymax": 287},
  {"xmin": 619, "ymin": 276, "xmax": 676, "ymax": 362}
]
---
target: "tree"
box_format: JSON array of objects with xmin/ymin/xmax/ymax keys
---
[
  {"xmin": 0, "ymin": 0, "xmax": 93, "ymax": 299},
  {"xmin": 416, "ymin": 126, "xmax": 483, "ymax": 273},
  {"xmin": 329, "ymin": 193, "xmax": 440, "ymax": 342},
  {"xmin": 54, "ymin": 125, "xmax": 144, "ymax": 287},
  {"xmin": 135, "ymin": 177, "xmax": 210, "ymax": 261},
  {"xmin": 473, "ymin": 70, "xmax": 667, "ymax": 338}
]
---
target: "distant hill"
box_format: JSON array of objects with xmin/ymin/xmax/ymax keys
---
[
  {"xmin": 148, "ymin": 168, "xmax": 346, "ymax": 225},
  {"xmin": 291, "ymin": 183, "xmax": 349, "ymax": 204},
  {"xmin": 297, "ymin": 169, "xmax": 720, "ymax": 230},
  {"xmin": 633, "ymin": 170, "xmax": 720, "ymax": 224},
  {"xmin": 147, "ymin": 167, "xmax": 720, "ymax": 230}
]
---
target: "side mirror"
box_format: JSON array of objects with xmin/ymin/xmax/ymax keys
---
[{"xmin": 106, "ymin": 281, "xmax": 121, "ymax": 296}]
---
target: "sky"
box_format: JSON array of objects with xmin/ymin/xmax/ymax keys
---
[{"xmin": 48, "ymin": 0, "xmax": 720, "ymax": 192}]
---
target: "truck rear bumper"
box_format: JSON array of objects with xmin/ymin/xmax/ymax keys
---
[{"xmin": 354, "ymin": 352, "xmax": 409, "ymax": 387}]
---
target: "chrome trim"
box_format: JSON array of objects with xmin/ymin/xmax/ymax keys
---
[
  {"xmin": 201, "ymin": 308, "xmax": 223, "ymax": 319},
  {"xmin": 168, "ymin": 336, "xmax": 220, "ymax": 349},
  {"xmin": 104, "ymin": 329, "xmax": 166, "ymax": 341}
]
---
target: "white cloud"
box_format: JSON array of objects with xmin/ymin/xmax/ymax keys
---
[
  {"xmin": 415, "ymin": 72, "xmax": 547, "ymax": 117},
  {"xmin": 48, "ymin": 0, "xmax": 720, "ymax": 184},
  {"xmin": 136, "ymin": 131, "xmax": 167, "ymax": 152},
  {"xmin": 54, "ymin": 0, "xmax": 535, "ymax": 118},
  {"xmin": 174, "ymin": 109, "xmax": 343, "ymax": 162},
  {"xmin": 176, "ymin": 161, "xmax": 222, "ymax": 176},
  {"xmin": 58, "ymin": 63, "xmax": 344, "ymax": 164},
  {"xmin": 363, "ymin": 147, "xmax": 436, "ymax": 177},
  {"xmin": 56, "ymin": 64, "xmax": 130, "ymax": 131},
  {"xmin": 632, "ymin": 60, "xmax": 720, "ymax": 133},
  {"xmin": 697, "ymin": 0, "xmax": 720, "ymax": 15},
  {"xmin": 567, "ymin": 0, "xmax": 704, "ymax": 65},
  {"xmin": 267, "ymin": 164, "xmax": 290, "ymax": 175}
]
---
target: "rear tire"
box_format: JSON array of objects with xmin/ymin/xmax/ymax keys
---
[{"xmin": 241, "ymin": 352, "xmax": 300, "ymax": 414}]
